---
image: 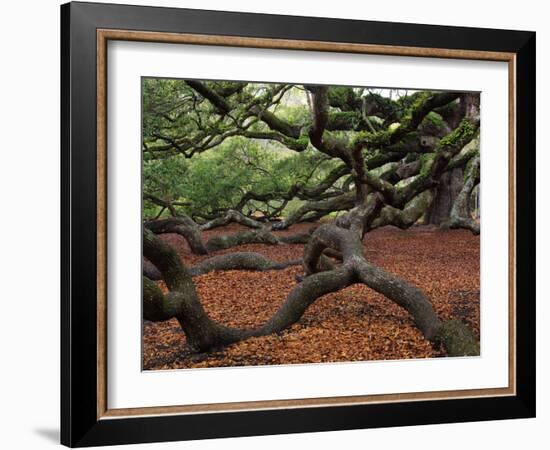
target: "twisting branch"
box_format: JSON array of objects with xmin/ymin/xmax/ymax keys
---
[
  {"xmin": 189, "ymin": 253, "xmax": 301, "ymax": 276},
  {"xmin": 145, "ymin": 213, "xmax": 313, "ymax": 256},
  {"xmin": 205, "ymin": 228, "xmax": 311, "ymax": 252},
  {"xmin": 307, "ymin": 85, "xmax": 352, "ymax": 164},
  {"xmin": 143, "ymin": 192, "xmax": 178, "ymax": 217},
  {"xmin": 273, "ymin": 191, "xmax": 356, "ymax": 230},
  {"xmin": 185, "ymin": 80, "xmax": 232, "ymax": 114},
  {"xmin": 143, "ymin": 224, "xmax": 479, "ymax": 356},
  {"xmin": 199, "ymin": 209, "xmax": 264, "ymax": 231},
  {"xmin": 144, "ymin": 217, "xmax": 208, "ymax": 255},
  {"xmin": 205, "ymin": 228, "xmax": 281, "ymax": 252}
]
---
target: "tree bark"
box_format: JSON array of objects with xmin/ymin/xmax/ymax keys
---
[
  {"xmin": 189, "ymin": 252, "xmax": 301, "ymax": 276},
  {"xmin": 425, "ymin": 168, "xmax": 464, "ymax": 225},
  {"xmin": 143, "ymin": 258, "xmax": 162, "ymax": 280},
  {"xmin": 205, "ymin": 228, "xmax": 281, "ymax": 252},
  {"xmin": 145, "ymin": 217, "xmax": 208, "ymax": 255},
  {"xmin": 447, "ymin": 155, "xmax": 480, "ymax": 234},
  {"xmin": 199, "ymin": 209, "xmax": 264, "ymax": 231}
]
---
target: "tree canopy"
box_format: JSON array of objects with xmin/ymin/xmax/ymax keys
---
[{"xmin": 142, "ymin": 79, "xmax": 479, "ymax": 233}]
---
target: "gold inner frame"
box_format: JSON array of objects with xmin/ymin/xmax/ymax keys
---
[{"xmin": 96, "ymin": 29, "xmax": 517, "ymax": 420}]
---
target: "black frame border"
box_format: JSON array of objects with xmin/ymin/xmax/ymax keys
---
[{"xmin": 61, "ymin": 2, "xmax": 536, "ymax": 447}]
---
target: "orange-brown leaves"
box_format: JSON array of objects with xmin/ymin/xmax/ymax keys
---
[{"xmin": 143, "ymin": 223, "xmax": 479, "ymax": 370}]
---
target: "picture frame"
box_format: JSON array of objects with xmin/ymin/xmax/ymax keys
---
[{"xmin": 60, "ymin": 1, "xmax": 536, "ymax": 447}]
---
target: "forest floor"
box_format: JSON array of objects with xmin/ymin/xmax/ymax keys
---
[{"xmin": 143, "ymin": 222, "xmax": 480, "ymax": 370}]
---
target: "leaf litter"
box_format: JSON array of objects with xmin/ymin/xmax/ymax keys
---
[{"xmin": 143, "ymin": 223, "xmax": 480, "ymax": 370}]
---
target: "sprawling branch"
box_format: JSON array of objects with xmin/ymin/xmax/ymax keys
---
[
  {"xmin": 205, "ymin": 228, "xmax": 311, "ymax": 252},
  {"xmin": 233, "ymin": 164, "xmax": 351, "ymax": 217},
  {"xmin": 307, "ymin": 86, "xmax": 352, "ymax": 163},
  {"xmin": 370, "ymin": 190, "xmax": 435, "ymax": 229},
  {"xmin": 387, "ymin": 92, "xmax": 461, "ymax": 145},
  {"xmin": 144, "ymin": 225, "xmax": 479, "ymax": 356},
  {"xmin": 144, "ymin": 217, "xmax": 208, "ymax": 255},
  {"xmin": 143, "ymin": 192, "xmax": 179, "ymax": 217},
  {"xmin": 199, "ymin": 209, "xmax": 264, "ymax": 231},
  {"xmin": 185, "ymin": 80, "xmax": 232, "ymax": 114},
  {"xmin": 189, "ymin": 252, "xmax": 301, "ymax": 276},
  {"xmin": 273, "ymin": 191, "xmax": 356, "ymax": 230},
  {"xmin": 205, "ymin": 228, "xmax": 281, "ymax": 252},
  {"xmin": 249, "ymin": 105, "xmax": 302, "ymax": 138}
]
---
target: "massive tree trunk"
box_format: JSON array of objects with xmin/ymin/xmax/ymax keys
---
[
  {"xmin": 448, "ymin": 155, "xmax": 480, "ymax": 234},
  {"xmin": 425, "ymin": 168, "xmax": 464, "ymax": 225}
]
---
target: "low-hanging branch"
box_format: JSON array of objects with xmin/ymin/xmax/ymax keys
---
[
  {"xmin": 144, "ymin": 216, "xmax": 208, "ymax": 255},
  {"xmin": 144, "ymin": 251, "xmax": 302, "ymax": 281},
  {"xmin": 188, "ymin": 252, "xmax": 302, "ymax": 277},
  {"xmin": 144, "ymin": 214, "xmax": 314, "ymax": 256},
  {"xmin": 199, "ymin": 209, "xmax": 264, "ymax": 231}
]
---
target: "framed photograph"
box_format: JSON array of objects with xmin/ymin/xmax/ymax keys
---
[{"xmin": 61, "ymin": 1, "xmax": 535, "ymax": 447}]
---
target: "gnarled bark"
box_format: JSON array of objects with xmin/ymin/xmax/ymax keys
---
[
  {"xmin": 447, "ymin": 155, "xmax": 480, "ymax": 234},
  {"xmin": 272, "ymin": 191, "xmax": 356, "ymax": 230},
  {"xmin": 199, "ymin": 209, "xmax": 264, "ymax": 231},
  {"xmin": 205, "ymin": 228, "xmax": 280, "ymax": 252},
  {"xmin": 425, "ymin": 168, "xmax": 464, "ymax": 225},
  {"xmin": 204, "ymin": 228, "xmax": 312, "ymax": 252},
  {"xmin": 370, "ymin": 190, "xmax": 435, "ymax": 230},
  {"xmin": 302, "ymin": 224, "xmax": 441, "ymax": 337},
  {"xmin": 143, "ymin": 259, "xmax": 162, "ymax": 281},
  {"xmin": 189, "ymin": 252, "xmax": 301, "ymax": 276}
]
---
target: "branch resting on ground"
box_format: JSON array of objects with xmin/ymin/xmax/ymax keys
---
[{"xmin": 143, "ymin": 227, "xmax": 479, "ymax": 357}]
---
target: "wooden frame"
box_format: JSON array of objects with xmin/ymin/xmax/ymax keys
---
[{"xmin": 61, "ymin": 1, "xmax": 535, "ymax": 446}]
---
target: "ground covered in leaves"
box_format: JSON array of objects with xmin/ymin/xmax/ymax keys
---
[{"xmin": 143, "ymin": 222, "xmax": 480, "ymax": 370}]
